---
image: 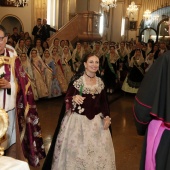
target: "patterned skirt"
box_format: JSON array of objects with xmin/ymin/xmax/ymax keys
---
[{"xmin": 51, "ymin": 112, "xmax": 116, "ymax": 170}]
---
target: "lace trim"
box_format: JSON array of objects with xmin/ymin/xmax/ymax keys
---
[{"xmin": 73, "ymin": 76, "xmax": 104, "ymax": 95}]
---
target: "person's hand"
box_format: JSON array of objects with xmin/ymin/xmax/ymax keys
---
[
  {"xmin": 103, "ymin": 116, "xmax": 111, "ymax": 130},
  {"xmin": 0, "ymin": 78, "xmax": 11, "ymax": 89},
  {"xmin": 73, "ymin": 95, "xmax": 86, "ymax": 105}
]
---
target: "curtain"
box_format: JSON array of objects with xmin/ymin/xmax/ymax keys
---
[{"xmin": 33, "ymin": 0, "xmax": 47, "ymax": 25}]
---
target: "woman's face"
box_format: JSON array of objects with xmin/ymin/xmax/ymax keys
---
[
  {"xmin": 136, "ymin": 50, "xmax": 141, "ymax": 56},
  {"xmin": 60, "ymin": 40, "xmax": 65, "ymax": 47},
  {"xmin": 54, "ymin": 39, "xmax": 59, "ymax": 46},
  {"xmin": 36, "ymin": 40, "xmax": 41, "ymax": 46},
  {"xmin": 20, "ymin": 53, "xmax": 27, "ymax": 61},
  {"xmin": 76, "ymin": 43, "xmax": 81, "ymax": 49},
  {"xmin": 64, "ymin": 40, "xmax": 69, "ymax": 46},
  {"xmin": 110, "ymin": 47, "xmax": 115, "ymax": 53},
  {"xmin": 44, "ymin": 50, "xmax": 50, "ymax": 58},
  {"xmin": 84, "ymin": 55, "xmax": 99, "ymax": 73},
  {"xmin": 43, "ymin": 42, "xmax": 48, "ymax": 48},
  {"xmin": 63, "ymin": 47, "xmax": 68, "ymax": 54},
  {"xmin": 52, "ymin": 48, "xmax": 57, "ymax": 55},
  {"xmin": 95, "ymin": 43, "xmax": 100, "ymax": 50},
  {"xmin": 154, "ymin": 45, "xmax": 159, "ymax": 51},
  {"xmin": 31, "ymin": 50, "xmax": 37, "ymax": 58},
  {"xmin": 19, "ymin": 40, "xmax": 25, "ymax": 47}
]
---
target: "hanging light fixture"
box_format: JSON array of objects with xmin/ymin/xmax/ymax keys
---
[
  {"xmin": 6, "ymin": 0, "xmax": 29, "ymax": 7},
  {"xmin": 127, "ymin": 1, "xmax": 138, "ymax": 16},
  {"xmin": 143, "ymin": 10, "xmax": 151, "ymax": 20},
  {"xmin": 100, "ymin": 0, "xmax": 117, "ymax": 12}
]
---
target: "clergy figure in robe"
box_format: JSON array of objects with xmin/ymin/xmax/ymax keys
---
[
  {"xmin": 133, "ymin": 17, "xmax": 170, "ymax": 170},
  {"xmin": 0, "ymin": 25, "xmax": 46, "ymax": 167}
]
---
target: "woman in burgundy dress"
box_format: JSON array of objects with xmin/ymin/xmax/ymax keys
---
[{"xmin": 43, "ymin": 53, "xmax": 116, "ymax": 170}]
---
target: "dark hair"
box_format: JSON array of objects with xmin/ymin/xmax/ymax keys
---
[
  {"xmin": 65, "ymin": 40, "xmax": 70, "ymax": 46},
  {"xmin": 0, "ymin": 25, "xmax": 7, "ymax": 36},
  {"xmin": 18, "ymin": 38, "xmax": 25, "ymax": 43},
  {"xmin": 77, "ymin": 53, "xmax": 98, "ymax": 74},
  {"xmin": 70, "ymin": 53, "xmax": 100, "ymax": 84},
  {"xmin": 60, "ymin": 40, "xmax": 65, "ymax": 45},
  {"xmin": 109, "ymin": 45, "xmax": 115, "ymax": 49},
  {"xmin": 13, "ymin": 27, "xmax": 18, "ymax": 31}
]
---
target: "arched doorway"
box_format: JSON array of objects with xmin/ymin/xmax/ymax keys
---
[
  {"xmin": 156, "ymin": 17, "xmax": 169, "ymax": 43},
  {"xmin": 0, "ymin": 15, "xmax": 23, "ymax": 35},
  {"xmin": 139, "ymin": 27, "xmax": 157, "ymax": 43}
]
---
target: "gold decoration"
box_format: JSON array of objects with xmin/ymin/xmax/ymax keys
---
[{"xmin": 0, "ymin": 109, "xmax": 9, "ymax": 156}]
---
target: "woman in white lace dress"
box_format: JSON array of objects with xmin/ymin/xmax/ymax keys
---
[{"xmin": 42, "ymin": 53, "xmax": 116, "ymax": 170}]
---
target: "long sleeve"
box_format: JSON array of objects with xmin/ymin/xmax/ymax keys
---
[
  {"xmin": 133, "ymin": 96, "xmax": 153, "ymax": 135},
  {"xmin": 65, "ymin": 84, "xmax": 78, "ymax": 112},
  {"xmin": 100, "ymin": 88, "xmax": 110, "ymax": 118}
]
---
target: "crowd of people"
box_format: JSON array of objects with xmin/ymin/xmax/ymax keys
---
[
  {"xmin": 5, "ymin": 21, "xmax": 170, "ymax": 99},
  {"xmin": 1, "ymin": 16, "xmax": 170, "ymax": 169}
]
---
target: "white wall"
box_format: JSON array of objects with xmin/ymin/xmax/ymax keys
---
[{"xmin": 0, "ymin": 1, "xmax": 33, "ymax": 35}]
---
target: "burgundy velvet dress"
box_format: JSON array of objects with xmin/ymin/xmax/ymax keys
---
[{"xmin": 43, "ymin": 75, "xmax": 116, "ymax": 170}]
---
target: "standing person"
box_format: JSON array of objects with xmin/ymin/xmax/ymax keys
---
[
  {"xmin": 103, "ymin": 46, "xmax": 120, "ymax": 94},
  {"xmin": 51, "ymin": 47, "xmax": 68, "ymax": 93},
  {"xmin": 61, "ymin": 46, "xmax": 74, "ymax": 83},
  {"xmin": 42, "ymin": 49, "xmax": 62, "ymax": 98},
  {"xmin": 34, "ymin": 38, "xmax": 44, "ymax": 57},
  {"xmin": 11, "ymin": 27, "xmax": 20, "ymax": 45},
  {"xmin": 42, "ymin": 53, "xmax": 116, "ymax": 170},
  {"xmin": 92, "ymin": 41, "xmax": 103, "ymax": 59},
  {"xmin": 72, "ymin": 41, "xmax": 85, "ymax": 72},
  {"xmin": 42, "ymin": 18, "xmax": 57, "ymax": 41},
  {"xmin": 122, "ymin": 49, "xmax": 145, "ymax": 94},
  {"xmin": 30, "ymin": 48, "xmax": 49, "ymax": 98},
  {"xmin": 133, "ymin": 17, "xmax": 170, "ymax": 170},
  {"xmin": 19, "ymin": 52, "xmax": 39, "ymax": 101},
  {"xmin": 117, "ymin": 42, "xmax": 129, "ymax": 84},
  {"xmin": 32, "ymin": 18, "xmax": 44, "ymax": 42},
  {"xmin": 49, "ymin": 38, "xmax": 63, "ymax": 56},
  {"xmin": 0, "ymin": 25, "xmax": 46, "ymax": 167},
  {"xmin": 15, "ymin": 38, "xmax": 27, "ymax": 56},
  {"xmin": 25, "ymin": 37, "xmax": 33, "ymax": 56}
]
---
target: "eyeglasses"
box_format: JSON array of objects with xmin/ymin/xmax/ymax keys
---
[{"xmin": 0, "ymin": 36, "xmax": 6, "ymax": 42}]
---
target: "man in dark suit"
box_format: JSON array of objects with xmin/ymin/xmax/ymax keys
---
[
  {"xmin": 42, "ymin": 18, "xmax": 57, "ymax": 41},
  {"xmin": 32, "ymin": 18, "xmax": 44, "ymax": 43}
]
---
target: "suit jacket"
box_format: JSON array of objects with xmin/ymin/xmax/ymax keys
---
[{"xmin": 42, "ymin": 24, "xmax": 56, "ymax": 41}]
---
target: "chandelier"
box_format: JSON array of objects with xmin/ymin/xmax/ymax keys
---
[
  {"xmin": 127, "ymin": 1, "xmax": 138, "ymax": 15},
  {"xmin": 6, "ymin": 0, "xmax": 29, "ymax": 7},
  {"xmin": 143, "ymin": 10, "xmax": 151, "ymax": 20},
  {"xmin": 100, "ymin": 0, "xmax": 117, "ymax": 12}
]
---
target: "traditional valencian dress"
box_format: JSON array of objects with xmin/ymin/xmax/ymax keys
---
[
  {"xmin": 0, "ymin": 45, "xmax": 46, "ymax": 167},
  {"xmin": 19, "ymin": 54, "xmax": 39, "ymax": 101},
  {"xmin": 72, "ymin": 47, "xmax": 85, "ymax": 72},
  {"xmin": 122, "ymin": 52, "xmax": 145, "ymax": 93},
  {"xmin": 15, "ymin": 40, "xmax": 28, "ymax": 56},
  {"xmin": 30, "ymin": 49, "xmax": 49, "ymax": 98},
  {"xmin": 42, "ymin": 75, "xmax": 116, "ymax": 170},
  {"xmin": 52, "ymin": 53, "xmax": 68, "ymax": 93},
  {"xmin": 117, "ymin": 47, "xmax": 129, "ymax": 83},
  {"xmin": 134, "ymin": 51, "xmax": 170, "ymax": 170},
  {"xmin": 61, "ymin": 50, "xmax": 74, "ymax": 84},
  {"xmin": 42, "ymin": 50, "xmax": 62, "ymax": 98},
  {"xmin": 103, "ymin": 52, "xmax": 120, "ymax": 92}
]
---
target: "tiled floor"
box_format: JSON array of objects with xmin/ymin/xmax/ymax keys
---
[{"xmin": 30, "ymin": 92, "xmax": 144, "ymax": 170}]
